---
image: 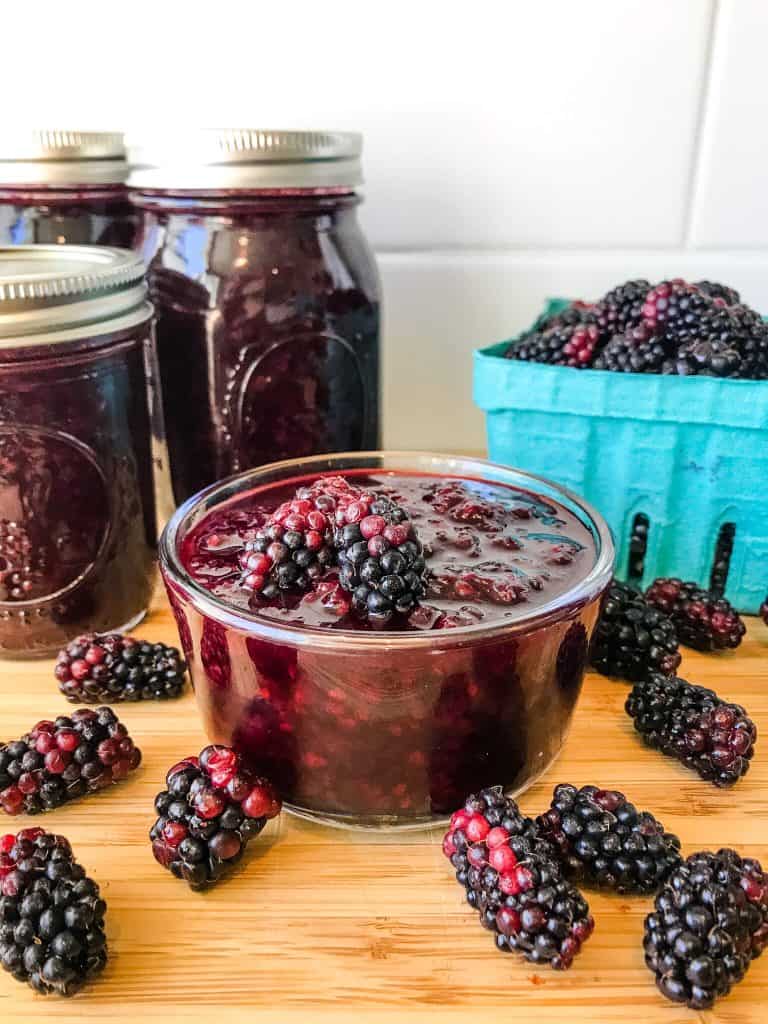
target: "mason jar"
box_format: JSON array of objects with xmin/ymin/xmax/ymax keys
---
[
  {"xmin": 129, "ymin": 130, "xmax": 380, "ymax": 505},
  {"xmin": 0, "ymin": 246, "xmax": 158, "ymax": 655},
  {"xmin": 0, "ymin": 131, "xmax": 137, "ymax": 248}
]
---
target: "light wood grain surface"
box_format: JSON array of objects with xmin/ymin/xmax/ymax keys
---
[{"xmin": 0, "ymin": 592, "xmax": 766, "ymax": 1024}]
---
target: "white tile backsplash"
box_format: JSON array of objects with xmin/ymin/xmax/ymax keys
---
[
  {"xmin": 380, "ymin": 250, "xmax": 768, "ymax": 452},
  {"xmin": 689, "ymin": 0, "xmax": 768, "ymax": 247}
]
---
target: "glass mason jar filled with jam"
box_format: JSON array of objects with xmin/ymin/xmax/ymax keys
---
[
  {"xmin": 0, "ymin": 246, "xmax": 159, "ymax": 655},
  {"xmin": 129, "ymin": 130, "xmax": 381, "ymax": 505},
  {"xmin": 0, "ymin": 130, "xmax": 138, "ymax": 248}
]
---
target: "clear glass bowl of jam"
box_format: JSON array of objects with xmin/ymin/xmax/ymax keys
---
[
  {"xmin": 0, "ymin": 131, "xmax": 137, "ymax": 248},
  {"xmin": 160, "ymin": 452, "xmax": 614, "ymax": 830},
  {"xmin": 0, "ymin": 245, "xmax": 159, "ymax": 656},
  {"xmin": 129, "ymin": 129, "xmax": 381, "ymax": 506}
]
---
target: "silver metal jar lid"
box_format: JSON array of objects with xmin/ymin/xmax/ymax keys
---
[
  {"xmin": 0, "ymin": 131, "xmax": 128, "ymax": 187},
  {"xmin": 0, "ymin": 245, "xmax": 150, "ymax": 348},
  {"xmin": 127, "ymin": 129, "xmax": 363, "ymax": 191}
]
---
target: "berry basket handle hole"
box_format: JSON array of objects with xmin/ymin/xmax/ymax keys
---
[
  {"xmin": 710, "ymin": 522, "xmax": 736, "ymax": 597},
  {"xmin": 627, "ymin": 513, "xmax": 649, "ymax": 584}
]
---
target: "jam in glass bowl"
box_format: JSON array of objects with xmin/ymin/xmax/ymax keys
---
[{"xmin": 159, "ymin": 452, "xmax": 614, "ymax": 829}]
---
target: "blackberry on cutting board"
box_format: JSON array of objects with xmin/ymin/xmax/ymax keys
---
[
  {"xmin": 761, "ymin": 594, "xmax": 768, "ymax": 626},
  {"xmin": 590, "ymin": 580, "xmax": 681, "ymax": 681},
  {"xmin": 625, "ymin": 673, "xmax": 756, "ymax": 787},
  {"xmin": 0, "ymin": 827, "xmax": 107, "ymax": 996},
  {"xmin": 336, "ymin": 495, "xmax": 428, "ymax": 624},
  {"xmin": 55, "ymin": 633, "xmax": 187, "ymax": 703},
  {"xmin": 644, "ymin": 849, "xmax": 768, "ymax": 1009},
  {"xmin": 536, "ymin": 784, "xmax": 681, "ymax": 894},
  {"xmin": 0, "ymin": 709, "xmax": 141, "ymax": 816},
  {"xmin": 150, "ymin": 745, "xmax": 281, "ymax": 890},
  {"xmin": 443, "ymin": 787, "xmax": 594, "ymax": 969},
  {"xmin": 645, "ymin": 578, "xmax": 746, "ymax": 651}
]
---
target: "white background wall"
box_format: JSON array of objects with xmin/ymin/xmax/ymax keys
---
[{"xmin": 4, "ymin": 0, "xmax": 767, "ymax": 451}]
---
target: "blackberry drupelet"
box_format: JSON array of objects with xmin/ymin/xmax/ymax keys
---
[
  {"xmin": 536, "ymin": 784, "xmax": 681, "ymax": 894},
  {"xmin": 645, "ymin": 578, "xmax": 746, "ymax": 651},
  {"xmin": 0, "ymin": 827, "xmax": 107, "ymax": 996},
  {"xmin": 336, "ymin": 495, "xmax": 428, "ymax": 624},
  {"xmin": 593, "ymin": 325, "xmax": 669, "ymax": 373},
  {"xmin": 590, "ymin": 580, "xmax": 681, "ymax": 681},
  {"xmin": 0, "ymin": 709, "xmax": 141, "ymax": 816},
  {"xmin": 150, "ymin": 745, "xmax": 281, "ymax": 890},
  {"xmin": 506, "ymin": 320, "xmax": 602, "ymax": 368},
  {"xmin": 644, "ymin": 849, "xmax": 768, "ymax": 1009},
  {"xmin": 695, "ymin": 280, "xmax": 741, "ymax": 306},
  {"xmin": 594, "ymin": 278, "xmax": 651, "ymax": 334},
  {"xmin": 55, "ymin": 633, "xmax": 187, "ymax": 703},
  {"xmin": 625, "ymin": 673, "xmax": 756, "ymax": 787},
  {"xmin": 442, "ymin": 787, "xmax": 594, "ymax": 969}
]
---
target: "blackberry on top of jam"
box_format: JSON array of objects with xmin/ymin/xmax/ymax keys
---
[{"xmin": 181, "ymin": 471, "xmax": 595, "ymax": 631}]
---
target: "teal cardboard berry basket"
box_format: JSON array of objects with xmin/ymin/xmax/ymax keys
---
[{"xmin": 474, "ymin": 301, "xmax": 768, "ymax": 613}]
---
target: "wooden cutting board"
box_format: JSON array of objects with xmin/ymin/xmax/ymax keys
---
[{"xmin": 0, "ymin": 594, "xmax": 766, "ymax": 1024}]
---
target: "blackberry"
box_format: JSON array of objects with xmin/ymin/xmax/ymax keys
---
[
  {"xmin": 641, "ymin": 279, "xmax": 713, "ymax": 342},
  {"xmin": 730, "ymin": 305, "xmax": 768, "ymax": 379},
  {"xmin": 645, "ymin": 578, "xmax": 746, "ymax": 651},
  {"xmin": 625, "ymin": 673, "xmax": 756, "ymax": 787},
  {"xmin": 336, "ymin": 495, "xmax": 428, "ymax": 624},
  {"xmin": 594, "ymin": 278, "xmax": 651, "ymax": 334},
  {"xmin": 0, "ymin": 709, "xmax": 141, "ymax": 816},
  {"xmin": 761, "ymin": 594, "xmax": 768, "ymax": 626},
  {"xmin": 506, "ymin": 320, "xmax": 602, "ymax": 368},
  {"xmin": 644, "ymin": 849, "xmax": 768, "ymax": 1009},
  {"xmin": 695, "ymin": 280, "xmax": 741, "ymax": 306},
  {"xmin": 150, "ymin": 744, "xmax": 281, "ymax": 890},
  {"xmin": 0, "ymin": 827, "xmax": 107, "ymax": 995},
  {"xmin": 668, "ymin": 307, "xmax": 746, "ymax": 377},
  {"xmin": 55, "ymin": 632, "xmax": 187, "ymax": 703},
  {"xmin": 590, "ymin": 580, "xmax": 681, "ymax": 681},
  {"xmin": 536, "ymin": 784, "xmax": 681, "ymax": 894},
  {"xmin": 442, "ymin": 787, "xmax": 594, "ymax": 969},
  {"xmin": 238, "ymin": 494, "xmax": 337, "ymax": 599},
  {"xmin": 593, "ymin": 324, "xmax": 670, "ymax": 373}
]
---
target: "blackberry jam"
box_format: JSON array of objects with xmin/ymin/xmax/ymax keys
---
[
  {"xmin": 130, "ymin": 130, "xmax": 380, "ymax": 505},
  {"xmin": 0, "ymin": 131, "xmax": 137, "ymax": 248},
  {"xmin": 160, "ymin": 453, "xmax": 614, "ymax": 828},
  {"xmin": 0, "ymin": 246, "xmax": 158, "ymax": 656}
]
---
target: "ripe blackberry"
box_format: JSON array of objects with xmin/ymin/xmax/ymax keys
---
[
  {"xmin": 594, "ymin": 278, "xmax": 651, "ymax": 334},
  {"xmin": 695, "ymin": 280, "xmax": 741, "ymax": 306},
  {"xmin": 0, "ymin": 827, "xmax": 107, "ymax": 996},
  {"xmin": 645, "ymin": 578, "xmax": 746, "ymax": 651},
  {"xmin": 536, "ymin": 784, "xmax": 681, "ymax": 894},
  {"xmin": 625, "ymin": 673, "xmax": 756, "ymax": 787},
  {"xmin": 442, "ymin": 787, "xmax": 594, "ymax": 970},
  {"xmin": 668, "ymin": 307, "xmax": 746, "ymax": 377},
  {"xmin": 730, "ymin": 305, "xmax": 768, "ymax": 379},
  {"xmin": 506, "ymin": 320, "xmax": 602, "ymax": 368},
  {"xmin": 238, "ymin": 495, "xmax": 337, "ymax": 599},
  {"xmin": 0, "ymin": 708, "xmax": 141, "ymax": 816},
  {"xmin": 593, "ymin": 324, "xmax": 670, "ymax": 373},
  {"xmin": 590, "ymin": 580, "xmax": 681, "ymax": 681},
  {"xmin": 641, "ymin": 279, "xmax": 712, "ymax": 342},
  {"xmin": 644, "ymin": 849, "xmax": 768, "ymax": 1009},
  {"xmin": 54, "ymin": 633, "xmax": 187, "ymax": 703},
  {"xmin": 150, "ymin": 744, "xmax": 281, "ymax": 890},
  {"xmin": 336, "ymin": 495, "xmax": 428, "ymax": 624}
]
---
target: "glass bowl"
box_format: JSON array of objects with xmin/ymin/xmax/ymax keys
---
[{"xmin": 159, "ymin": 452, "xmax": 614, "ymax": 830}]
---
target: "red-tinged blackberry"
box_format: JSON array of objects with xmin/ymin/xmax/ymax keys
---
[
  {"xmin": 336, "ymin": 495, "xmax": 428, "ymax": 624},
  {"xmin": 0, "ymin": 709, "xmax": 141, "ymax": 816},
  {"xmin": 536, "ymin": 784, "xmax": 681, "ymax": 894},
  {"xmin": 506, "ymin": 320, "xmax": 603, "ymax": 368},
  {"xmin": 150, "ymin": 744, "xmax": 281, "ymax": 890},
  {"xmin": 238, "ymin": 495, "xmax": 337, "ymax": 599},
  {"xmin": 594, "ymin": 278, "xmax": 651, "ymax": 334},
  {"xmin": 593, "ymin": 324, "xmax": 670, "ymax": 373},
  {"xmin": 54, "ymin": 633, "xmax": 187, "ymax": 703},
  {"xmin": 641, "ymin": 279, "xmax": 711, "ymax": 340},
  {"xmin": 0, "ymin": 827, "xmax": 107, "ymax": 996},
  {"xmin": 644, "ymin": 849, "xmax": 768, "ymax": 1009},
  {"xmin": 590, "ymin": 580, "xmax": 681, "ymax": 681},
  {"xmin": 695, "ymin": 280, "xmax": 741, "ymax": 306},
  {"xmin": 645, "ymin": 578, "xmax": 746, "ymax": 652},
  {"xmin": 442, "ymin": 788, "xmax": 593, "ymax": 970},
  {"xmin": 625, "ymin": 673, "xmax": 756, "ymax": 787}
]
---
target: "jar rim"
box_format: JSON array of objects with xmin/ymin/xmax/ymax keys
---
[{"xmin": 159, "ymin": 451, "xmax": 615, "ymax": 651}]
